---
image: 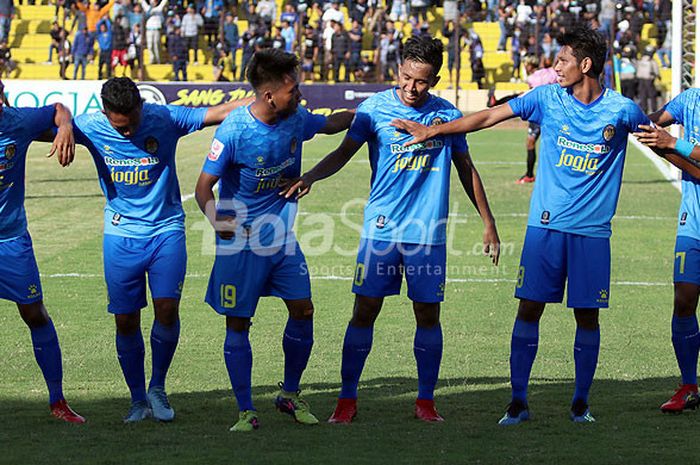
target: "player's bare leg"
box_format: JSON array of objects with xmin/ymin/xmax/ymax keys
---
[
  {"xmin": 412, "ymin": 301, "xmax": 444, "ymax": 422},
  {"xmin": 661, "ymin": 283, "xmax": 700, "ymax": 413},
  {"xmin": 18, "ymin": 300, "xmax": 85, "ymax": 424},
  {"xmin": 146, "ymin": 298, "xmax": 180, "ymax": 421},
  {"xmin": 329, "ymin": 295, "xmax": 384, "ymax": 424}
]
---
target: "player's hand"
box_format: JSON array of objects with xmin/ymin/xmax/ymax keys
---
[
  {"xmin": 483, "ymin": 222, "xmax": 500, "ymax": 266},
  {"xmin": 390, "ymin": 118, "xmax": 433, "ymax": 146},
  {"xmin": 213, "ymin": 214, "xmax": 236, "ymax": 240},
  {"xmin": 48, "ymin": 125, "xmax": 75, "ymax": 167},
  {"xmin": 279, "ymin": 175, "xmax": 312, "ymax": 200},
  {"xmin": 633, "ymin": 124, "xmax": 676, "ymax": 150}
]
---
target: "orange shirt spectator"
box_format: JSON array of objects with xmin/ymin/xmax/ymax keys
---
[{"xmin": 76, "ymin": 0, "xmax": 115, "ymax": 33}]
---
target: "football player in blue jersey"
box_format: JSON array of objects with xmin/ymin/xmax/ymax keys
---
[
  {"xmin": 282, "ymin": 36, "xmax": 500, "ymax": 424},
  {"xmin": 195, "ymin": 48, "xmax": 354, "ymax": 432},
  {"xmin": 0, "ymin": 82, "xmax": 85, "ymax": 423},
  {"xmin": 634, "ymin": 90, "xmax": 700, "ymax": 413},
  {"xmin": 393, "ymin": 24, "xmax": 650, "ymax": 424},
  {"xmin": 72, "ymin": 77, "xmax": 250, "ymax": 423}
]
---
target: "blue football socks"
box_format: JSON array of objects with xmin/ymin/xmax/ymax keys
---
[
  {"xmin": 572, "ymin": 327, "xmax": 601, "ymax": 406},
  {"xmin": 224, "ymin": 328, "xmax": 254, "ymax": 411},
  {"xmin": 282, "ymin": 317, "xmax": 314, "ymax": 393},
  {"xmin": 30, "ymin": 319, "xmax": 64, "ymax": 405},
  {"xmin": 510, "ymin": 318, "xmax": 539, "ymax": 404},
  {"xmin": 149, "ymin": 319, "xmax": 180, "ymax": 390},
  {"xmin": 414, "ymin": 325, "xmax": 443, "ymax": 400},
  {"xmin": 672, "ymin": 315, "xmax": 700, "ymax": 386},
  {"xmin": 339, "ymin": 324, "xmax": 374, "ymax": 399},
  {"xmin": 116, "ymin": 330, "xmax": 147, "ymax": 403}
]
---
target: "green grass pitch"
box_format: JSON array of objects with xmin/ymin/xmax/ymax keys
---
[{"xmin": 0, "ymin": 126, "xmax": 691, "ymax": 464}]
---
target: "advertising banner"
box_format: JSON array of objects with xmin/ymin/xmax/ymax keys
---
[{"xmin": 3, "ymin": 81, "xmax": 391, "ymax": 116}]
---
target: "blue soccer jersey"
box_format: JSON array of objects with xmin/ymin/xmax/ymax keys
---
[
  {"xmin": 347, "ymin": 89, "xmax": 468, "ymax": 245},
  {"xmin": 664, "ymin": 88, "xmax": 700, "ymax": 241},
  {"xmin": 0, "ymin": 106, "xmax": 56, "ymax": 241},
  {"xmin": 202, "ymin": 104, "xmax": 326, "ymax": 250},
  {"xmin": 73, "ymin": 104, "xmax": 207, "ymax": 237},
  {"xmin": 509, "ymin": 85, "xmax": 649, "ymax": 238}
]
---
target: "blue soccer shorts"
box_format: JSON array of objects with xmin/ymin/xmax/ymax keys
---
[
  {"xmin": 103, "ymin": 230, "xmax": 187, "ymax": 314},
  {"xmin": 0, "ymin": 231, "xmax": 43, "ymax": 304},
  {"xmin": 674, "ymin": 235, "xmax": 700, "ymax": 285},
  {"xmin": 515, "ymin": 226, "xmax": 610, "ymax": 308},
  {"xmin": 205, "ymin": 240, "xmax": 311, "ymax": 318},
  {"xmin": 352, "ymin": 238, "xmax": 446, "ymax": 303}
]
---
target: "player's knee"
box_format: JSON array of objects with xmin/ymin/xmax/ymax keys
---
[
  {"xmin": 115, "ymin": 313, "xmax": 141, "ymax": 335},
  {"xmin": 286, "ymin": 300, "xmax": 314, "ymax": 320},
  {"xmin": 674, "ymin": 285, "xmax": 699, "ymax": 317},
  {"xmin": 352, "ymin": 297, "xmax": 381, "ymax": 327},
  {"xmin": 226, "ymin": 316, "xmax": 251, "ymax": 332},
  {"xmin": 154, "ymin": 299, "xmax": 180, "ymax": 326},
  {"xmin": 18, "ymin": 301, "xmax": 49, "ymax": 328},
  {"xmin": 573, "ymin": 308, "xmax": 599, "ymax": 330},
  {"xmin": 517, "ymin": 299, "xmax": 544, "ymax": 322},
  {"xmin": 413, "ymin": 302, "xmax": 440, "ymax": 328}
]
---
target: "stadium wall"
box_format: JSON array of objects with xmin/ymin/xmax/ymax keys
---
[{"xmin": 3, "ymin": 81, "xmax": 497, "ymax": 115}]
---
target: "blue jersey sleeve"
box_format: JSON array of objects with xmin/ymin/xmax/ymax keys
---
[
  {"xmin": 24, "ymin": 105, "xmax": 56, "ymax": 139},
  {"xmin": 664, "ymin": 91, "xmax": 689, "ymax": 125},
  {"xmin": 167, "ymin": 105, "xmax": 208, "ymax": 136},
  {"xmin": 508, "ymin": 85, "xmax": 545, "ymax": 124},
  {"xmin": 72, "ymin": 114, "xmax": 91, "ymax": 146},
  {"xmin": 625, "ymin": 101, "xmax": 651, "ymax": 132},
  {"xmin": 448, "ymin": 109, "xmax": 468, "ymax": 153},
  {"xmin": 346, "ymin": 100, "xmax": 373, "ymax": 144},
  {"xmin": 202, "ymin": 126, "xmax": 234, "ymax": 177},
  {"xmin": 301, "ymin": 107, "xmax": 327, "ymax": 141}
]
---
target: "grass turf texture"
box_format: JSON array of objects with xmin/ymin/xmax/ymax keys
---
[{"xmin": 0, "ymin": 126, "xmax": 688, "ymax": 464}]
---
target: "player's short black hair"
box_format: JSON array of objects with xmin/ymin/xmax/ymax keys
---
[
  {"xmin": 101, "ymin": 77, "xmax": 142, "ymax": 114},
  {"xmin": 402, "ymin": 36, "xmax": 443, "ymax": 76},
  {"xmin": 558, "ymin": 23, "xmax": 608, "ymax": 76},
  {"xmin": 246, "ymin": 48, "xmax": 299, "ymax": 90}
]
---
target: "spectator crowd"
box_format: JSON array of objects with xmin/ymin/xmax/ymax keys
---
[{"xmin": 0, "ymin": 0, "xmax": 676, "ymax": 96}]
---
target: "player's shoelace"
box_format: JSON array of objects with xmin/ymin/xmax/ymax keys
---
[{"xmin": 150, "ymin": 389, "xmax": 171, "ymax": 409}]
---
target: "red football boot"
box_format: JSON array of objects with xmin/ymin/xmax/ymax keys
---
[
  {"xmin": 660, "ymin": 384, "xmax": 700, "ymax": 413},
  {"xmin": 415, "ymin": 399, "xmax": 444, "ymax": 422},
  {"xmin": 516, "ymin": 175, "xmax": 535, "ymax": 184},
  {"xmin": 50, "ymin": 399, "xmax": 86, "ymax": 424},
  {"xmin": 328, "ymin": 398, "xmax": 357, "ymax": 424}
]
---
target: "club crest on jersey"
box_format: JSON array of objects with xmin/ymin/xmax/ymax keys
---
[
  {"xmin": 208, "ymin": 138, "xmax": 224, "ymax": 161},
  {"xmin": 145, "ymin": 137, "xmax": 159, "ymax": 154},
  {"xmin": 681, "ymin": 212, "xmax": 688, "ymax": 226},
  {"xmin": 290, "ymin": 137, "xmax": 298, "ymax": 154},
  {"xmin": 4, "ymin": 144, "xmax": 15, "ymax": 160},
  {"xmin": 256, "ymin": 156, "xmax": 265, "ymax": 165},
  {"xmin": 430, "ymin": 117, "xmax": 444, "ymax": 126},
  {"xmin": 602, "ymin": 124, "xmax": 615, "ymax": 142}
]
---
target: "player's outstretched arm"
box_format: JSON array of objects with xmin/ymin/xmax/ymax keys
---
[
  {"xmin": 452, "ymin": 150, "xmax": 500, "ymax": 265},
  {"xmin": 280, "ymin": 135, "xmax": 363, "ymax": 199},
  {"xmin": 317, "ymin": 109, "xmax": 355, "ymax": 135},
  {"xmin": 634, "ymin": 124, "xmax": 700, "ymax": 167},
  {"xmin": 648, "ymin": 109, "xmax": 674, "ymax": 127},
  {"xmin": 38, "ymin": 103, "xmax": 75, "ymax": 167},
  {"xmin": 202, "ymin": 96, "xmax": 255, "ymax": 127},
  {"xmin": 390, "ymin": 103, "xmax": 516, "ymax": 146},
  {"xmin": 195, "ymin": 171, "xmax": 236, "ymax": 240}
]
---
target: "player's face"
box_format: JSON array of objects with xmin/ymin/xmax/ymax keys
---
[
  {"xmin": 104, "ymin": 105, "xmax": 142, "ymax": 138},
  {"xmin": 554, "ymin": 46, "xmax": 586, "ymax": 88},
  {"xmin": 397, "ymin": 59, "xmax": 439, "ymax": 108},
  {"xmin": 268, "ymin": 74, "xmax": 301, "ymax": 118}
]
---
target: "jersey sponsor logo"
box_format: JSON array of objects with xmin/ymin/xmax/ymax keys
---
[
  {"xmin": 254, "ymin": 157, "xmax": 295, "ymax": 177},
  {"xmin": 105, "ymin": 156, "xmax": 159, "ymax": 187},
  {"xmin": 602, "ymin": 124, "xmax": 616, "ymax": 142},
  {"xmin": 392, "ymin": 153, "xmax": 434, "ymax": 173},
  {"xmin": 254, "ymin": 176, "xmax": 282, "ymax": 193},
  {"xmin": 681, "ymin": 212, "xmax": 688, "ymax": 226},
  {"xmin": 104, "ymin": 156, "xmax": 160, "ymax": 167},
  {"xmin": 540, "ymin": 211, "xmax": 550, "ymax": 225},
  {"xmin": 376, "ymin": 215, "xmax": 386, "ymax": 229},
  {"xmin": 556, "ymin": 136, "xmax": 610, "ymax": 155},
  {"xmin": 555, "ymin": 151, "xmax": 601, "ymax": 175},
  {"xmin": 390, "ymin": 139, "xmax": 444, "ymax": 155},
  {"xmin": 145, "ymin": 136, "xmax": 159, "ymax": 154},
  {"xmin": 4, "ymin": 144, "xmax": 15, "ymax": 160}
]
